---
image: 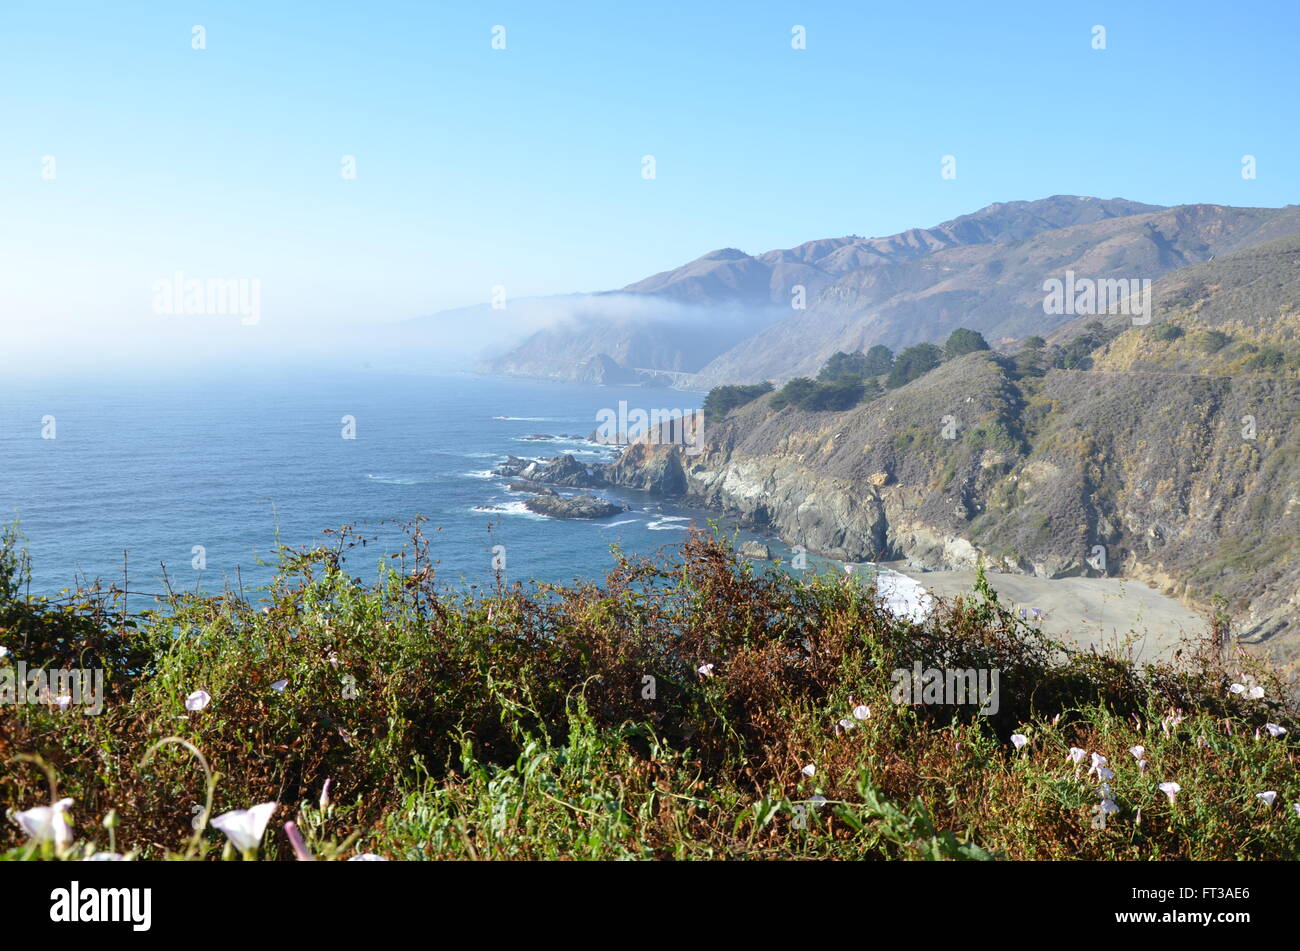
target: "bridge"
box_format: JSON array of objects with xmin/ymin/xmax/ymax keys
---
[{"xmin": 632, "ymin": 368, "xmax": 702, "ymax": 386}]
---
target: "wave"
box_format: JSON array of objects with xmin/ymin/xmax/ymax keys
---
[
  {"xmin": 366, "ymin": 474, "xmax": 427, "ymax": 486},
  {"xmin": 463, "ymin": 469, "xmax": 498, "ymax": 479},
  {"xmin": 599, "ymin": 519, "xmax": 639, "ymax": 529},
  {"xmin": 646, "ymin": 515, "xmax": 692, "ymax": 531},
  {"xmin": 470, "ymin": 500, "xmax": 547, "ymax": 520}
]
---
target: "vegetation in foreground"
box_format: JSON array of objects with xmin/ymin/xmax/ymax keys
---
[{"xmin": 1, "ymin": 523, "xmax": 1296, "ymax": 861}]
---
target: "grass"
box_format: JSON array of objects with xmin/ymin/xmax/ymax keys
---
[{"xmin": 1, "ymin": 522, "xmax": 1297, "ymax": 861}]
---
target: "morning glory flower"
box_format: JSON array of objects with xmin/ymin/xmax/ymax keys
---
[
  {"xmin": 1257, "ymin": 791, "xmax": 1277, "ymax": 807},
  {"xmin": 1248, "ymin": 685, "xmax": 1264, "ymax": 700},
  {"xmin": 210, "ymin": 802, "xmax": 277, "ymax": 855},
  {"xmin": 1138, "ymin": 759, "xmax": 1148, "ymax": 775},
  {"xmin": 1293, "ymin": 803, "xmax": 1300, "ymax": 818},
  {"xmin": 1088, "ymin": 753, "xmax": 1108, "ymax": 776},
  {"xmin": 348, "ymin": 853, "xmax": 388, "ymax": 861},
  {"xmin": 697, "ymin": 663, "xmax": 714, "ymax": 678},
  {"xmin": 1011, "ymin": 734, "xmax": 1029, "ymax": 750},
  {"xmin": 1096, "ymin": 766, "xmax": 1115, "ymax": 782},
  {"xmin": 185, "ymin": 689, "xmax": 211, "ymax": 711},
  {"xmin": 284, "ymin": 821, "xmax": 315, "ymax": 862},
  {"xmin": 12, "ymin": 798, "xmax": 74, "ymax": 850},
  {"xmin": 1158, "ymin": 782, "xmax": 1181, "ymax": 803},
  {"xmin": 270, "ymin": 679, "xmax": 288, "ymax": 693},
  {"xmin": 836, "ymin": 717, "xmax": 856, "ymax": 733},
  {"xmin": 1068, "ymin": 747, "xmax": 1088, "ymax": 765},
  {"xmin": 801, "ymin": 764, "xmax": 816, "ymax": 777},
  {"xmin": 0, "ymin": 646, "xmax": 9, "ymax": 658},
  {"xmin": 320, "ymin": 778, "xmax": 333, "ymax": 811},
  {"xmin": 1129, "ymin": 745, "xmax": 1144, "ymax": 759},
  {"xmin": 852, "ymin": 704, "xmax": 871, "ymax": 720},
  {"xmin": 1100, "ymin": 798, "xmax": 1120, "ymax": 815},
  {"xmin": 1264, "ymin": 723, "xmax": 1287, "ymax": 738}
]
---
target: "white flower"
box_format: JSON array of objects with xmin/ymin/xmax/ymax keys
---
[
  {"xmin": 1088, "ymin": 752, "xmax": 1108, "ymax": 776},
  {"xmin": 1138, "ymin": 759, "xmax": 1148, "ymax": 775},
  {"xmin": 836, "ymin": 717, "xmax": 856, "ymax": 733},
  {"xmin": 1229, "ymin": 683, "xmax": 1246, "ymax": 695},
  {"xmin": 1129, "ymin": 745, "xmax": 1144, "ymax": 759},
  {"xmin": 1256, "ymin": 791, "xmax": 1277, "ymax": 807},
  {"xmin": 1096, "ymin": 766, "xmax": 1115, "ymax": 782},
  {"xmin": 83, "ymin": 852, "xmax": 124, "ymax": 861},
  {"xmin": 1158, "ymin": 781, "xmax": 1181, "ymax": 803},
  {"xmin": 801, "ymin": 764, "xmax": 816, "ymax": 777},
  {"xmin": 320, "ymin": 778, "xmax": 333, "ymax": 811},
  {"xmin": 1010, "ymin": 734, "xmax": 1029, "ymax": 750},
  {"xmin": 1067, "ymin": 747, "xmax": 1088, "ymax": 765},
  {"xmin": 270, "ymin": 679, "xmax": 288, "ymax": 693},
  {"xmin": 1098, "ymin": 783, "xmax": 1112, "ymax": 798},
  {"xmin": 1248, "ymin": 685, "xmax": 1265, "ymax": 700},
  {"xmin": 1293, "ymin": 803, "xmax": 1300, "ymax": 818},
  {"xmin": 13, "ymin": 798, "xmax": 74, "ymax": 850},
  {"xmin": 852, "ymin": 704, "xmax": 871, "ymax": 720},
  {"xmin": 1100, "ymin": 798, "xmax": 1120, "ymax": 815},
  {"xmin": 696, "ymin": 663, "xmax": 714, "ymax": 678},
  {"xmin": 185, "ymin": 689, "xmax": 211, "ymax": 711},
  {"xmin": 210, "ymin": 802, "xmax": 278, "ymax": 853},
  {"xmin": 348, "ymin": 853, "xmax": 388, "ymax": 861},
  {"xmin": 0, "ymin": 646, "xmax": 9, "ymax": 658},
  {"xmin": 1264, "ymin": 723, "xmax": 1287, "ymax": 738}
]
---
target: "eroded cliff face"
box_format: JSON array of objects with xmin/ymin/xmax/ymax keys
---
[{"xmin": 602, "ymin": 349, "xmax": 1300, "ymax": 677}]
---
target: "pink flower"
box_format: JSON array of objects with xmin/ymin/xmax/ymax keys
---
[{"xmin": 1158, "ymin": 781, "xmax": 1181, "ymax": 803}]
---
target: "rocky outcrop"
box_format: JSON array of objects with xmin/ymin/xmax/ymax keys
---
[{"xmin": 523, "ymin": 492, "xmax": 629, "ymax": 520}]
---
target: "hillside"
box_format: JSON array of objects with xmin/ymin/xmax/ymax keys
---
[{"xmin": 601, "ymin": 239, "xmax": 1300, "ymax": 678}]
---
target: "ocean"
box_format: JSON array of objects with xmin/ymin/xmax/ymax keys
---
[{"xmin": 0, "ymin": 370, "xmax": 931, "ymax": 616}]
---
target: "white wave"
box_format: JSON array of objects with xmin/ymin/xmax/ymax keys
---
[
  {"xmin": 463, "ymin": 469, "xmax": 498, "ymax": 479},
  {"xmin": 366, "ymin": 474, "xmax": 425, "ymax": 486},
  {"xmin": 871, "ymin": 568, "xmax": 934, "ymax": 623},
  {"xmin": 599, "ymin": 519, "xmax": 639, "ymax": 529},
  {"xmin": 647, "ymin": 516, "xmax": 692, "ymax": 531},
  {"xmin": 470, "ymin": 501, "xmax": 547, "ymax": 520}
]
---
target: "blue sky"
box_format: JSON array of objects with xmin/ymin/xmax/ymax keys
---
[{"xmin": 1, "ymin": 0, "xmax": 1296, "ymax": 367}]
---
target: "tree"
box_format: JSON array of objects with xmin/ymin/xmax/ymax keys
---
[
  {"xmin": 1022, "ymin": 335, "xmax": 1046, "ymax": 351},
  {"xmin": 770, "ymin": 377, "xmax": 818, "ymax": 410},
  {"xmin": 943, "ymin": 328, "xmax": 991, "ymax": 359},
  {"xmin": 863, "ymin": 344, "xmax": 894, "ymax": 376},
  {"xmin": 886, "ymin": 343, "xmax": 943, "ymax": 388},
  {"xmin": 817, "ymin": 351, "xmax": 869, "ymax": 383},
  {"xmin": 702, "ymin": 382, "xmax": 773, "ymax": 422}
]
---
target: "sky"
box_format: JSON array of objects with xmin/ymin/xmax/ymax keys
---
[{"xmin": 1, "ymin": 0, "xmax": 1297, "ymax": 372}]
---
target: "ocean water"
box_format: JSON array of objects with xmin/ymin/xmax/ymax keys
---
[
  {"xmin": 0, "ymin": 370, "xmax": 933, "ymax": 616},
  {"xmin": 0, "ymin": 372, "xmax": 741, "ymax": 597}
]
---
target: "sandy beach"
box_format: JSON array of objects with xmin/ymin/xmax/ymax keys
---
[{"xmin": 880, "ymin": 564, "xmax": 1209, "ymax": 665}]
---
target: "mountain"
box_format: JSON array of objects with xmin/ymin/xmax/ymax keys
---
[
  {"xmin": 473, "ymin": 196, "xmax": 1300, "ymax": 387},
  {"xmin": 600, "ymin": 236, "xmax": 1300, "ymax": 680}
]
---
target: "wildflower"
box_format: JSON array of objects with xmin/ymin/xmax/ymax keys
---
[
  {"xmin": 1161, "ymin": 711, "xmax": 1184, "ymax": 734},
  {"xmin": 12, "ymin": 798, "xmax": 74, "ymax": 851},
  {"xmin": 697, "ymin": 663, "xmax": 714, "ymax": 679},
  {"xmin": 835, "ymin": 718, "xmax": 856, "ymax": 734},
  {"xmin": 1010, "ymin": 734, "xmax": 1029, "ymax": 750},
  {"xmin": 348, "ymin": 853, "xmax": 388, "ymax": 861},
  {"xmin": 1052, "ymin": 713, "xmax": 1062, "ymax": 726},
  {"xmin": 1264, "ymin": 723, "xmax": 1287, "ymax": 738},
  {"xmin": 270, "ymin": 679, "xmax": 288, "ymax": 693},
  {"xmin": 1129, "ymin": 745, "xmax": 1144, "ymax": 759},
  {"xmin": 284, "ymin": 821, "xmax": 315, "ymax": 862},
  {"xmin": 1248, "ymin": 685, "xmax": 1265, "ymax": 700},
  {"xmin": 185, "ymin": 689, "xmax": 211, "ymax": 711},
  {"xmin": 1100, "ymin": 798, "xmax": 1120, "ymax": 816},
  {"xmin": 320, "ymin": 779, "xmax": 333, "ymax": 812},
  {"xmin": 1067, "ymin": 747, "xmax": 1088, "ymax": 765},
  {"xmin": 1256, "ymin": 791, "xmax": 1277, "ymax": 807},
  {"xmin": 1158, "ymin": 782, "xmax": 1181, "ymax": 803},
  {"xmin": 1138, "ymin": 759, "xmax": 1148, "ymax": 775},
  {"xmin": 1293, "ymin": 803, "xmax": 1300, "ymax": 818},
  {"xmin": 852, "ymin": 704, "xmax": 871, "ymax": 720},
  {"xmin": 210, "ymin": 802, "xmax": 277, "ymax": 856},
  {"xmin": 1098, "ymin": 783, "xmax": 1112, "ymax": 799},
  {"xmin": 1088, "ymin": 752, "xmax": 1108, "ymax": 777},
  {"xmin": 0, "ymin": 646, "xmax": 8, "ymax": 659},
  {"xmin": 801, "ymin": 764, "xmax": 816, "ymax": 777},
  {"xmin": 1096, "ymin": 766, "xmax": 1115, "ymax": 782}
]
